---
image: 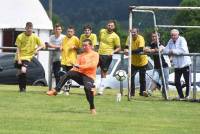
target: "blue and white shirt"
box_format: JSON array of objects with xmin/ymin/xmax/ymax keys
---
[
  {"xmin": 163, "ymin": 36, "xmax": 191, "ymax": 68},
  {"xmin": 49, "ymin": 34, "xmax": 65, "ymax": 62}
]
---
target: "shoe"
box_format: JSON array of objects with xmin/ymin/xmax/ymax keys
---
[
  {"xmin": 147, "ymin": 90, "xmax": 152, "ymax": 96},
  {"xmin": 97, "ymin": 92, "xmax": 103, "ymax": 96},
  {"xmin": 185, "ymin": 96, "xmax": 190, "ymax": 100},
  {"xmin": 64, "ymin": 91, "xmax": 69, "ymax": 96},
  {"xmin": 58, "ymin": 90, "xmax": 64, "ymax": 95},
  {"xmin": 90, "ymin": 109, "xmax": 96, "ymax": 115},
  {"xmin": 46, "ymin": 89, "xmax": 57, "ymax": 96},
  {"xmin": 142, "ymin": 91, "xmax": 149, "ymax": 97}
]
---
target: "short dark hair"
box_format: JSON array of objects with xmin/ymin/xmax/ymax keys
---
[
  {"xmin": 82, "ymin": 39, "xmax": 92, "ymax": 46},
  {"xmin": 54, "ymin": 23, "xmax": 62, "ymax": 29},
  {"xmin": 83, "ymin": 24, "xmax": 92, "ymax": 30},
  {"xmin": 26, "ymin": 22, "xmax": 33, "ymax": 28},
  {"xmin": 107, "ymin": 19, "xmax": 116, "ymax": 26},
  {"xmin": 67, "ymin": 25, "xmax": 75, "ymax": 30}
]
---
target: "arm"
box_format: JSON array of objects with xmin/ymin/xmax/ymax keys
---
[{"xmin": 16, "ymin": 47, "xmax": 22, "ymax": 64}]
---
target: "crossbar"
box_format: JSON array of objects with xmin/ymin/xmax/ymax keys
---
[{"xmin": 130, "ymin": 6, "xmax": 200, "ymax": 10}]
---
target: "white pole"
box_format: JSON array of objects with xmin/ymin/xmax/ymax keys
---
[
  {"xmin": 152, "ymin": 12, "xmax": 168, "ymax": 100},
  {"xmin": 130, "ymin": 6, "xmax": 200, "ymax": 11},
  {"xmin": 128, "ymin": 10, "xmax": 132, "ymax": 101},
  {"xmin": 157, "ymin": 25, "xmax": 200, "ymax": 29}
]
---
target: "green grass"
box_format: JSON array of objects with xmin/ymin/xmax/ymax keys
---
[{"xmin": 0, "ymin": 85, "xmax": 200, "ymax": 134}]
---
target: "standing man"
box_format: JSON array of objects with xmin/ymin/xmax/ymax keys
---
[
  {"xmin": 164, "ymin": 29, "xmax": 191, "ymax": 100},
  {"xmin": 80, "ymin": 24, "xmax": 97, "ymax": 49},
  {"xmin": 143, "ymin": 32, "xmax": 170, "ymax": 96},
  {"xmin": 98, "ymin": 20, "xmax": 121, "ymax": 95},
  {"xmin": 47, "ymin": 39, "xmax": 99, "ymax": 115},
  {"xmin": 60, "ymin": 26, "xmax": 80, "ymax": 95},
  {"xmin": 47, "ymin": 24, "xmax": 65, "ymax": 85},
  {"xmin": 125, "ymin": 28, "xmax": 148, "ymax": 97},
  {"xmin": 15, "ymin": 22, "xmax": 45, "ymax": 92}
]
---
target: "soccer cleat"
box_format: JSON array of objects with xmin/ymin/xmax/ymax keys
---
[
  {"xmin": 90, "ymin": 109, "xmax": 96, "ymax": 115},
  {"xmin": 46, "ymin": 89, "xmax": 57, "ymax": 96},
  {"xmin": 64, "ymin": 91, "xmax": 70, "ymax": 96}
]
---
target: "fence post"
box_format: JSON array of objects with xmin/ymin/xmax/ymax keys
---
[
  {"xmin": 120, "ymin": 51, "xmax": 124, "ymax": 95},
  {"xmin": 192, "ymin": 56, "xmax": 197, "ymax": 100}
]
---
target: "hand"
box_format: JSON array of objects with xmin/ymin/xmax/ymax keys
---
[
  {"xmin": 124, "ymin": 49, "xmax": 128, "ymax": 56},
  {"xmin": 73, "ymin": 64, "xmax": 80, "ymax": 69},
  {"xmin": 18, "ymin": 60, "xmax": 22, "ymax": 65},
  {"xmin": 143, "ymin": 47, "xmax": 151, "ymax": 53}
]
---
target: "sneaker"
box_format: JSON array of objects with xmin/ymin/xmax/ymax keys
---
[
  {"xmin": 64, "ymin": 91, "xmax": 70, "ymax": 96},
  {"xmin": 147, "ymin": 90, "xmax": 152, "ymax": 96},
  {"xmin": 58, "ymin": 90, "xmax": 64, "ymax": 95},
  {"xmin": 185, "ymin": 96, "xmax": 190, "ymax": 100},
  {"xmin": 46, "ymin": 89, "xmax": 57, "ymax": 96},
  {"xmin": 142, "ymin": 91, "xmax": 149, "ymax": 97},
  {"xmin": 90, "ymin": 109, "xmax": 96, "ymax": 115},
  {"xmin": 97, "ymin": 92, "xmax": 103, "ymax": 96}
]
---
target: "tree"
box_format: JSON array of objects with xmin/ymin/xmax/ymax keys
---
[{"xmin": 173, "ymin": 0, "xmax": 200, "ymax": 52}]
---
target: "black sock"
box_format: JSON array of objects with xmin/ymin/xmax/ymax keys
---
[{"xmin": 18, "ymin": 73, "xmax": 26, "ymax": 92}]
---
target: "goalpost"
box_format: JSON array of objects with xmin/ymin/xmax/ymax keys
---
[{"xmin": 128, "ymin": 6, "xmax": 200, "ymax": 101}]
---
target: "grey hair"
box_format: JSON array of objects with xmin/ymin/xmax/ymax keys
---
[{"xmin": 171, "ymin": 29, "xmax": 179, "ymax": 35}]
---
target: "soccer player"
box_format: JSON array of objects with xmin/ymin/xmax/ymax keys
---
[
  {"xmin": 97, "ymin": 20, "xmax": 121, "ymax": 95},
  {"xmin": 14, "ymin": 22, "xmax": 45, "ymax": 92},
  {"xmin": 125, "ymin": 28, "xmax": 148, "ymax": 97},
  {"xmin": 47, "ymin": 24, "xmax": 65, "ymax": 85},
  {"xmin": 47, "ymin": 39, "xmax": 99, "ymax": 115},
  {"xmin": 80, "ymin": 24, "xmax": 97, "ymax": 49},
  {"xmin": 59, "ymin": 26, "xmax": 80, "ymax": 95}
]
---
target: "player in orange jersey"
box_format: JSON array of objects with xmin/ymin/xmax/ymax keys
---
[{"xmin": 47, "ymin": 39, "xmax": 99, "ymax": 115}]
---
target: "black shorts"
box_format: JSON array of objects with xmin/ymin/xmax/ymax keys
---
[
  {"xmin": 99, "ymin": 55, "xmax": 112, "ymax": 72},
  {"xmin": 14, "ymin": 60, "xmax": 30, "ymax": 69}
]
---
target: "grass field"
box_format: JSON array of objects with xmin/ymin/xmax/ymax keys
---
[{"xmin": 0, "ymin": 85, "xmax": 200, "ymax": 134}]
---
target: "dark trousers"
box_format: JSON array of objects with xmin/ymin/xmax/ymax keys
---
[
  {"xmin": 131, "ymin": 65, "xmax": 147, "ymax": 96},
  {"xmin": 55, "ymin": 71, "xmax": 95, "ymax": 109},
  {"xmin": 175, "ymin": 66, "xmax": 191, "ymax": 98},
  {"xmin": 53, "ymin": 61, "xmax": 61, "ymax": 85}
]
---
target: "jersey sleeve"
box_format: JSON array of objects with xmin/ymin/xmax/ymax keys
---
[{"xmin": 114, "ymin": 35, "xmax": 120, "ymax": 47}]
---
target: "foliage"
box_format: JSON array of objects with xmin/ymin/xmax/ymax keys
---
[{"xmin": 173, "ymin": 0, "xmax": 200, "ymax": 52}]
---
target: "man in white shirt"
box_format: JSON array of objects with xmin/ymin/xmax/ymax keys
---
[
  {"xmin": 164, "ymin": 29, "xmax": 191, "ymax": 100},
  {"xmin": 47, "ymin": 24, "xmax": 65, "ymax": 85}
]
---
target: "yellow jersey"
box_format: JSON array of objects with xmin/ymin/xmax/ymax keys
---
[
  {"xmin": 98, "ymin": 29, "xmax": 120, "ymax": 55},
  {"xmin": 61, "ymin": 36, "xmax": 80, "ymax": 66},
  {"xmin": 79, "ymin": 33, "xmax": 97, "ymax": 47},
  {"xmin": 126, "ymin": 35, "xmax": 148, "ymax": 66},
  {"xmin": 15, "ymin": 32, "xmax": 43, "ymax": 61}
]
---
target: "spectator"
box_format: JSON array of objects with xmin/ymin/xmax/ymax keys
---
[
  {"xmin": 163, "ymin": 29, "xmax": 191, "ymax": 100},
  {"xmin": 125, "ymin": 28, "xmax": 148, "ymax": 97},
  {"xmin": 97, "ymin": 20, "xmax": 121, "ymax": 95},
  {"xmin": 14, "ymin": 22, "xmax": 45, "ymax": 92},
  {"xmin": 143, "ymin": 32, "xmax": 170, "ymax": 97},
  {"xmin": 59, "ymin": 26, "xmax": 80, "ymax": 95},
  {"xmin": 80, "ymin": 24, "xmax": 97, "ymax": 50},
  {"xmin": 47, "ymin": 24, "xmax": 65, "ymax": 85}
]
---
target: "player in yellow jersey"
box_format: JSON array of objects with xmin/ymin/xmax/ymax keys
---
[
  {"xmin": 80, "ymin": 24, "xmax": 97, "ymax": 50},
  {"xmin": 97, "ymin": 20, "xmax": 121, "ymax": 95},
  {"xmin": 47, "ymin": 39, "xmax": 99, "ymax": 115},
  {"xmin": 59, "ymin": 26, "xmax": 80, "ymax": 95},
  {"xmin": 125, "ymin": 28, "xmax": 148, "ymax": 97},
  {"xmin": 14, "ymin": 22, "xmax": 45, "ymax": 92}
]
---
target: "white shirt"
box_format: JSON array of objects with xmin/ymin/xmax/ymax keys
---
[
  {"xmin": 163, "ymin": 36, "xmax": 191, "ymax": 68},
  {"xmin": 49, "ymin": 34, "xmax": 65, "ymax": 62}
]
